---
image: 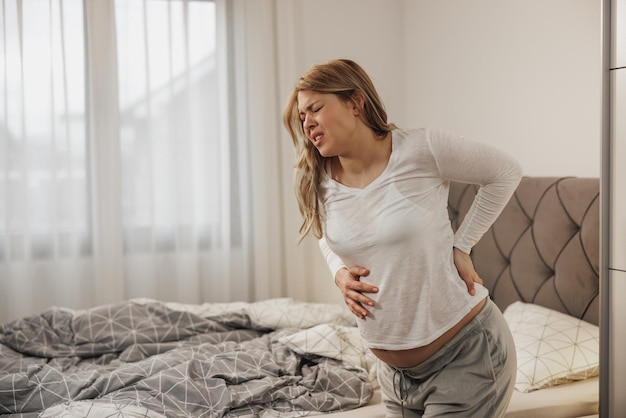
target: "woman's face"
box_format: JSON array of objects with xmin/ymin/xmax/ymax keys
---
[{"xmin": 297, "ymin": 90, "xmax": 359, "ymax": 157}]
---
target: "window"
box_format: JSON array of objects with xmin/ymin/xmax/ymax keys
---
[
  {"xmin": 1, "ymin": 0, "xmax": 228, "ymax": 259},
  {"xmin": 1, "ymin": 0, "xmax": 88, "ymax": 260},
  {"xmin": 114, "ymin": 0, "xmax": 221, "ymax": 253},
  {"xmin": 0, "ymin": 0, "xmax": 252, "ymax": 321}
]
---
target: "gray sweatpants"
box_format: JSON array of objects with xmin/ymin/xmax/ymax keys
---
[{"xmin": 377, "ymin": 299, "xmax": 517, "ymax": 418}]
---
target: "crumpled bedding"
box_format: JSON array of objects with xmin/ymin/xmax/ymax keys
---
[{"xmin": 0, "ymin": 298, "xmax": 372, "ymax": 418}]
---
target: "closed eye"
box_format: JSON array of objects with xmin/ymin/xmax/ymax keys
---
[{"xmin": 298, "ymin": 102, "xmax": 322, "ymax": 122}]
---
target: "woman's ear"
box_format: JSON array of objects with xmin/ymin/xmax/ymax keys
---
[{"xmin": 351, "ymin": 90, "xmax": 365, "ymax": 116}]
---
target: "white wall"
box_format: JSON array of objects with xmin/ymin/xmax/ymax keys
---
[
  {"xmin": 273, "ymin": 0, "xmax": 603, "ymax": 303},
  {"xmin": 404, "ymin": 0, "xmax": 601, "ymax": 178}
]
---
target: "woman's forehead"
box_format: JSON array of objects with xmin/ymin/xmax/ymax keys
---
[
  {"xmin": 297, "ymin": 91, "xmax": 333, "ymax": 111},
  {"xmin": 297, "ymin": 89, "xmax": 318, "ymax": 102}
]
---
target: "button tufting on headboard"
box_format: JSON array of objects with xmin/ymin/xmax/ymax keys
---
[{"xmin": 448, "ymin": 177, "xmax": 600, "ymax": 325}]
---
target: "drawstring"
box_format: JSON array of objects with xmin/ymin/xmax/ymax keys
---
[{"xmin": 393, "ymin": 369, "xmax": 410, "ymax": 418}]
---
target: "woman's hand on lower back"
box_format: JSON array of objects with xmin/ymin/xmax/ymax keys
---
[
  {"xmin": 335, "ymin": 266, "xmax": 378, "ymax": 319},
  {"xmin": 453, "ymin": 247, "xmax": 484, "ymax": 296}
]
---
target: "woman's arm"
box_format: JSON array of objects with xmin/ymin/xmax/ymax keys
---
[{"xmin": 428, "ymin": 129, "xmax": 523, "ymax": 253}]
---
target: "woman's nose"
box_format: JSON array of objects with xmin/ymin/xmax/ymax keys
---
[{"xmin": 304, "ymin": 114, "xmax": 315, "ymax": 130}]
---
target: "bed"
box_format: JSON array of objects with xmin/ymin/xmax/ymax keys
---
[{"xmin": 0, "ymin": 176, "xmax": 600, "ymax": 418}]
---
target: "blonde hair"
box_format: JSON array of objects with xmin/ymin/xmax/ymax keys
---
[{"xmin": 283, "ymin": 59, "xmax": 396, "ymax": 242}]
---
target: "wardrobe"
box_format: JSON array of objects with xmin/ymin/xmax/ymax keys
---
[{"xmin": 603, "ymin": 0, "xmax": 626, "ymax": 416}]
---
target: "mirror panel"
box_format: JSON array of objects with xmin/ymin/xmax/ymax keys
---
[
  {"xmin": 613, "ymin": 0, "xmax": 626, "ymax": 68},
  {"xmin": 610, "ymin": 70, "xmax": 626, "ymax": 269}
]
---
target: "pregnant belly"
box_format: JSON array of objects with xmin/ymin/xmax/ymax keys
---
[{"xmin": 370, "ymin": 297, "xmax": 488, "ymax": 368}]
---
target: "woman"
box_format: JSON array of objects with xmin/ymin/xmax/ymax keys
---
[{"xmin": 283, "ymin": 58, "xmax": 522, "ymax": 417}]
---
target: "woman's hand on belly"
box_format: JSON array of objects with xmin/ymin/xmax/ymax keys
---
[{"xmin": 335, "ymin": 266, "xmax": 378, "ymax": 319}]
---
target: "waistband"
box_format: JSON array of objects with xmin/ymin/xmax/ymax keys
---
[{"xmin": 393, "ymin": 297, "xmax": 496, "ymax": 375}]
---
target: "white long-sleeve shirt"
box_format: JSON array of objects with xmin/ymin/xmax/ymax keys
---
[{"xmin": 318, "ymin": 128, "xmax": 522, "ymax": 350}]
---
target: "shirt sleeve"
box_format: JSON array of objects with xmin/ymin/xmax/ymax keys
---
[
  {"xmin": 427, "ymin": 128, "xmax": 523, "ymax": 253},
  {"xmin": 319, "ymin": 236, "xmax": 347, "ymax": 280}
]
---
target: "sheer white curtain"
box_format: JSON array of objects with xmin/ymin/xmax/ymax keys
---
[{"xmin": 0, "ymin": 0, "xmax": 275, "ymax": 324}]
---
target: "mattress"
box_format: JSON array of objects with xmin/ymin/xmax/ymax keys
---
[{"xmin": 323, "ymin": 377, "xmax": 599, "ymax": 418}]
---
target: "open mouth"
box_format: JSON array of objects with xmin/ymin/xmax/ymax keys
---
[{"xmin": 312, "ymin": 134, "xmax": 323, "ymax": 146}]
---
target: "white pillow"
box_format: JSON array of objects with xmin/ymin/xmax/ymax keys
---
[
  {"xmin": 503, "ymin": 301, "xmax": 599, "ymax": 393},
  {"xmin": 246, "ymin": 298, "xmax": 356, "ymax": 329}
]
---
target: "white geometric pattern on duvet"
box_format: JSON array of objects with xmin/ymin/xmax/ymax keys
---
[
  {"xmin": 0, "ymin": 298, "xmax": 371, "ymax": 417},
  {"xmin": 503, "ymin": 301, "xmax": 600, "ymax": 393},
  {"xmin": 279, "ymin": 323, "xmax": 379, "ymax": 389}
]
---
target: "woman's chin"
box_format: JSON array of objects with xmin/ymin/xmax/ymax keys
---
[{"xmin": 316, "ymin": 146, "xmax": 333, "ymax": 158}]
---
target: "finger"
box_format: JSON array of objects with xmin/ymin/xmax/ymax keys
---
[
  {"xmin": 463, "ymin": 274, "xmax": 476, "ymax": 296},
  {"xmin": 346, "ymin": 288, "xmax": 377, "ymax": 307},
  {"xmin": 356, "ymin": 295, "xmax": 375, "ymax": 307},
  {"xmin": 467, "ymin": 282, "xmax": 476, "ymax": 296},
  {"xmin": 345, "ymin": 288, "xmax": 375, "ymax": 307},
  {"xmin": 351, "ymin": 282, "xmax": 379, "ymax": 295},
  {"xmin": 347, "ymin": 266, "xmax": 370, "ymax": 278},
  {"xmin": 346, "ymin": 299, "xmax": 368, "ymax": 319}
]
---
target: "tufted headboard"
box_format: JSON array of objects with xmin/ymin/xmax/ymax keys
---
[{"xmin": 448, "ymin": 177, "xmax": 600, "ymax": 325}]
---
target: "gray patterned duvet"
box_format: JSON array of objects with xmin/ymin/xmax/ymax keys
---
[{"xmin": 0, "ymin": 298, "xmax": 373, "ymax": 417}]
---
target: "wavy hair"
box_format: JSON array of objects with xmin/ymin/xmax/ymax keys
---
[{"xmin": 283, "ymin": 59, "xmax": 396, "ymax": 242}]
